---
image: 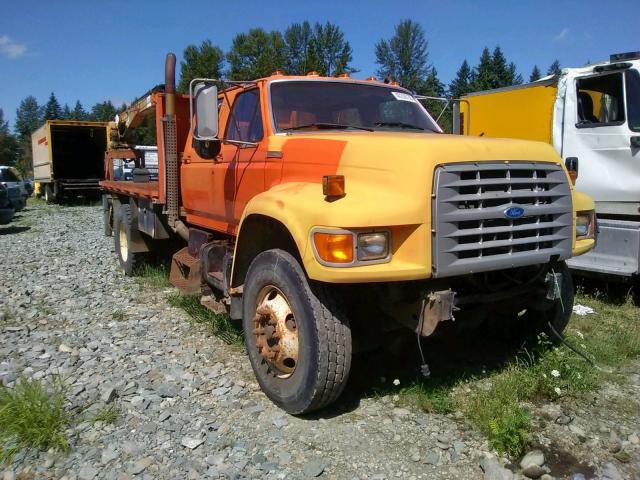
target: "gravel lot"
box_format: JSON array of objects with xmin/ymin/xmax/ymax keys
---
[{"xmin": 1, "ymin": 203, "xmax": 638, "ymax": 479}]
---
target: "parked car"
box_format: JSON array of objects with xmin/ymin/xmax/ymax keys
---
[
  {"xmin": 0, "ymin": 166, "xmax": 28, "ymax": 211},
  {"xmin": 0, "ymin": 184, "xmax": 15, "ymax": 224}
]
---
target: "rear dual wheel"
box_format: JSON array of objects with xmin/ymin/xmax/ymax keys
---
[
  {"xmin": 113, "ymin": 204, "xmax": 145, "ymax": 276},
  {"xmin": 242, "ymin": 249, "xmax": 352, "ymax": 414}
]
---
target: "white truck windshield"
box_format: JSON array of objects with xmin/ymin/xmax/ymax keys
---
[{"xmin": 270, "ymin": 81, "xmax": 440, "ymax": 133}]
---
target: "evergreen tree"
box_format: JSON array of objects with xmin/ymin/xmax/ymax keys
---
[
  {"xmin": 375, "ymin": 19, "xmax": 430, "ymax": 92},
  {"xmin": 62, "ymin": 104, "xmax": 71, "ymax": 120},
  {"xmin": 491, "ymin": 46, "xmax": 509, "ymax": 87},
  {"xmin": 43, "ymin": 92, "xmax": 63, "ymax": 120},
  {"xmin": 547, "ymin": 59, "xmax": 561, "ymax": 76},
  {"xmin": 0, "ymin": 108, "xmax": 20, "ymax": 167},
  {"xmin": 14, "ymin": 96, "xmax": 41, "ymax": 139},
  {"xmin": 529, "ymin": 65, "xmax": 542, "ymax": 82},
  {"xmin": 506, "ymin": 62, "xmax": 523, "ymax": 86},
  {"xmin": 422, "ymin": 67, "xmax": 445, "ymax": 97},
  {"xmin": 449, "ymin": 60, "xmax": 472, "ymax": 98},
  {"xmin": 470, "ymin": 47, "xmax": 494, "ymax": 91},
  {"xmin": 177, "ymin": 40, "xmax": 225, "ymax": 93},
  {"xmin": 90, "ymin": 101, "xmax": 117, "ymax": 122},
  {"xmin": 227, "ymin": 28, "xmax": 287, "ymax": 80},
  {"xmin": 0, "ymin": 108, "xmax": 8, "ymax": 135},
  {"xmin": 72, "ymin": 100, "xmax": 87, "ymax": 121}
]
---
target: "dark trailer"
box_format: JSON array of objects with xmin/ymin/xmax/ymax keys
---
[{"xmin": 32, "ymin": 120, "xmax": 109, "ymax": 202}]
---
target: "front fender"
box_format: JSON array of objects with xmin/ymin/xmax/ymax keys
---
[{"xmin": 235, "ymin": 182, "xmax": 431, "ymax": 283}]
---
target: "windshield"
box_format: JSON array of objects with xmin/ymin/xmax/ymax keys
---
[
  {"xmin": 0, "ymin": 169, "xmax": 20, "ymax": 182},
  {"xmin": 270, "ymin": 81, "xmax": 440, "ymax": 133},
  {"xmin": 626, "ymin": 69, "xmax": 640, "ymax": 132}
]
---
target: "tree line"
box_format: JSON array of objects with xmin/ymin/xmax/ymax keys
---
[{"xmin": 1, "ymin": 19, "xmax": 564, "ymax": 175}]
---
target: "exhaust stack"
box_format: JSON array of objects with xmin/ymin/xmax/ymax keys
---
[{"xmin": 163, "ymin": 52, "xmax": 188, "ymax": 241}]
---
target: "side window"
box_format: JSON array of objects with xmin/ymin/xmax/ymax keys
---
[
  {"xmin": 576, "ymin": 73, "xmax": 625, "ymax": 127},
  {"xmin": 225, "ymin": 89, "xmax": 263, "ymax": 142}
]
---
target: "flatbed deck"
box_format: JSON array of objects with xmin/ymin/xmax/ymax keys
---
[{"xmin": 99, "ymin": 180, "xmax": 160, "ymax": 201}]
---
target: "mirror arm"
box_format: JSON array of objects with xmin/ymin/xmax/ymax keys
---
[{"xmin": 222, "ymin": 139, "xmax": 258, "ymax": 148}]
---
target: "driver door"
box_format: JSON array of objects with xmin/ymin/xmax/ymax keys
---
[{"xmin": 212, "ymin": 88, "xmax": 266, "ymax": 229}]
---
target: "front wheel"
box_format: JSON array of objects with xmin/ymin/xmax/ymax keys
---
[{"xmin": 242, "ymin": 249, "xmax": 352, "ymax": 414}]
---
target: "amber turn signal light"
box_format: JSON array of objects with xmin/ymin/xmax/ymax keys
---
[
  {"xmin": 313, "ymin": 232, "xmax": 354, "ymax": 264},
  {"xmin": 323, "ymin": 175, "xmax": 345, "ymax": 197}
]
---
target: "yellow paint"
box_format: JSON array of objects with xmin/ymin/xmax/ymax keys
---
[
  {"xmin": 460, "ymin": 84, "xmax": 557, "ymax": 142},
  {"xmin": 235, "ymin": 131, "xmax": 594, "ymax": 283}
]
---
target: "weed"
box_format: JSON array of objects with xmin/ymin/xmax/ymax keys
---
[
  {"xmin": 111, "ymin": 310, "xmax": 127, "ymax": 322},
  {"xmin": 167, "ymin": 293, "xmax": 243, "ymax": 347},
  {"xmin": 398, "ymin": 381, "xmax": 455, "ymax": 414},
  {"xmin": 134, "ymin": 263, "xmax": 171, "ymax": 289},
  {"xmin": 0, "ymin": 377, "xmax": 71, "ymax": 463},
  {"xmin": 90, "ymin": 405, "xmax": 118, "ymax": 424}
]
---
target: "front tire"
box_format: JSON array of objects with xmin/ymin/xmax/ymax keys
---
[
  {"xmin": 113, "ymin": 203, "xmax": 144, "ymax": 276},
  {"xmin": 242, "ymin": 249, "xmax": 352, "ymax": 414}
]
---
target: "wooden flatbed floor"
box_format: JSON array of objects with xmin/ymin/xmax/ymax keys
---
[{"xmin": 100, "ymin": 180, "xmax": 160, "ymax": 200}]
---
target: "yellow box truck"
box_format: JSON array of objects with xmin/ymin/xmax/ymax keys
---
[{"xmin": 32, "ymin": 120, "xmax": 109, "ymax": 202}]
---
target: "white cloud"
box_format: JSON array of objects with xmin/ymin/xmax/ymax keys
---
[
  {"xmin": 0, "ymin": 35, "xmax": 27, "ymax": 59},
  {"xmin": 553, "ymin": 28, "xmax": 569, "ymax": 42}
]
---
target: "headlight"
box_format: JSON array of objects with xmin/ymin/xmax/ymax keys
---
[
  {"xmin": 576, "ymin": 211, "xmax": 596, "ymax": 240},
  {"xmin": 311, "ymin": 229, "xmax": 391, "ymax": 266},
  {"xmin": 357, "ymin": 232, "xmax": 390, "ymax": 261}
]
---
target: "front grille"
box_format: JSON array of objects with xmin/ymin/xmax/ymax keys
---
[{"xmin": 432, "ymin": 161, "xmax": 572, "ymax": 278}]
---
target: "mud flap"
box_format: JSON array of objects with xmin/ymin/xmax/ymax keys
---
[{"xmin": 169, "ymin": 247, "xmax": 202, "ymax": 294}]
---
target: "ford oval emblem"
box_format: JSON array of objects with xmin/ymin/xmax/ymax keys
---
[{"xmin": 504, "ymin": 206, "xmax": 525, "ymax": 219}]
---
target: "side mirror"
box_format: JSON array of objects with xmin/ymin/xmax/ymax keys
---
[{"xmin": 189, "ymin": 79, "xmax": 219, "ymax": 141}]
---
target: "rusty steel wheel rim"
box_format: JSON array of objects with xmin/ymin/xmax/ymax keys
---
[
  {"xmin": 253, "ymin": 285, "xmax": 299, "ymax": 378},
  {"xmin": 119, "ymin": 222, "xmax": 128, "ymax": 262}
]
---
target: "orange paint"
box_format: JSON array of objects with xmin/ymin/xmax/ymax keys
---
[{"xmin": 280, "ymin": 138, "xmax": 346, "ymax": 183}]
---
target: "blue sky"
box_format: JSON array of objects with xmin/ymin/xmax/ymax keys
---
[{"xmin": 0, "ymin": 0, "xmax": 636, "ymax": 127}]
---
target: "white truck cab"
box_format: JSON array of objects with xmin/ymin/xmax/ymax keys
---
[{"xmin": 557, "ymin": 53, "xmax": 640, "ymax": 277}]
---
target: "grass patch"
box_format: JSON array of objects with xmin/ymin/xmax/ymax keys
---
[
  {"xmin": 27, "ymin": 196, "xmax": 46, "ymax": 207},
  {"xmin": 90, "ymin": 405, "xmax": 118, "ymax": 424},
  {"xmin": 457, "ymin": 292, "xmax": 640, "ymax": 457},
  {"xmin": 111, "ymin": 310, "xmax": 127, "ymax": 322},
  {"xmin": 398, "ymin": 380, "xmax": 455, "ymax": 414},
  {"xmin": 134, "ymin": 263, "xmax": 171, "ymax": 289},
  {"xmin": 168, "ymin": 293, "xmax": 243, "ymax": 347},
  {"xmin": 0, "ymin": 377, "xmax": 71, "ymax": 463},
  {"xmin": 372, "ymin": 291, "xmax": 640, "ymax": 458}
]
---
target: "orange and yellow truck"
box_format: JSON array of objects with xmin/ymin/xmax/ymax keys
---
[{"xmin": 100, "ymin": 53, "xmax": 595, "ymax": 414}]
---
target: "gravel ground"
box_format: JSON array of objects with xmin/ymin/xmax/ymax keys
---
[{"xmin": 0, "ymin": 204, "xmax": 638, "ymax": 480}]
